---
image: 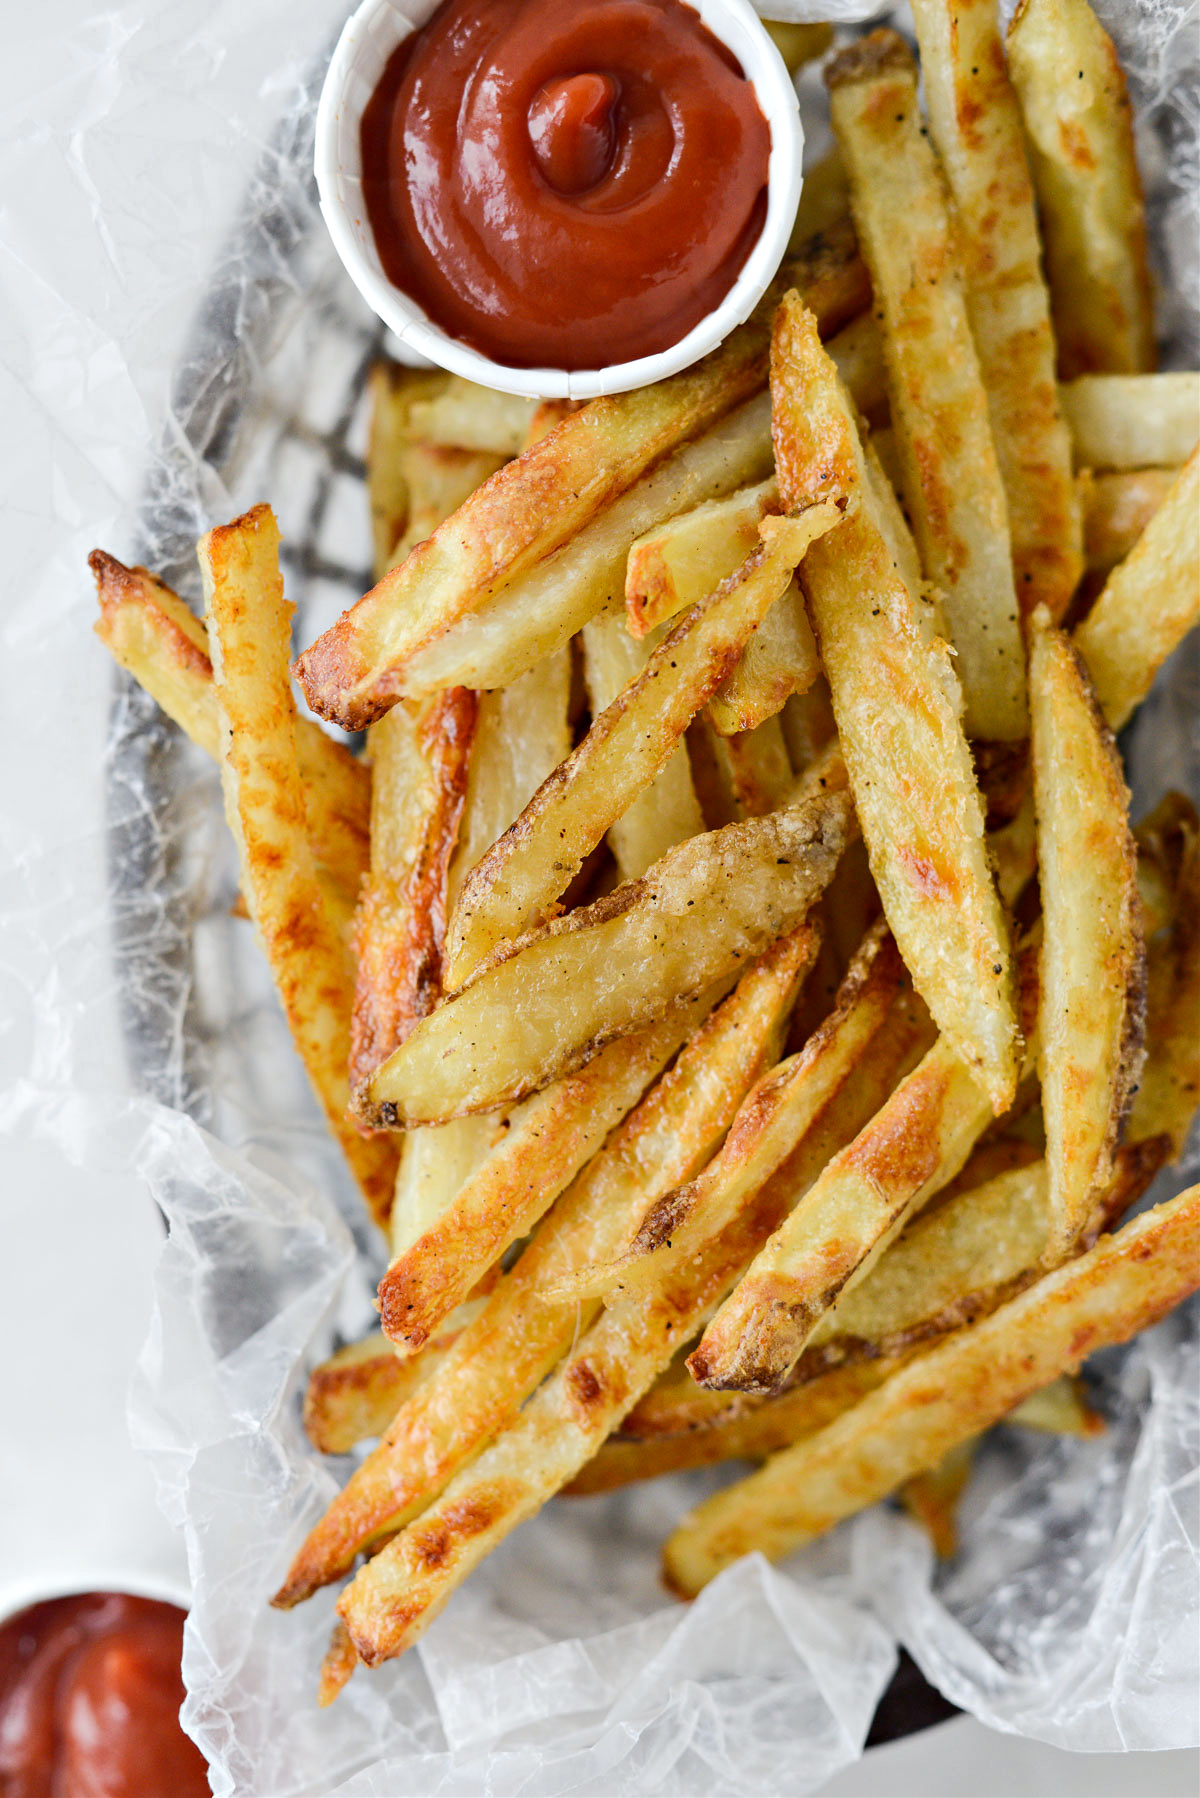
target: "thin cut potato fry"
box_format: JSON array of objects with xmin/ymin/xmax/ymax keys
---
[
  {"xmin": 302, "ymin": 1316, "xmax": 487, "ymax": 1457},
  {"xmin": 689, "ymin": 1031, "xmax": 1000, "ymax": 1393},
  {"xmin": 581, "ymin": 610, "xmax": 705, "ymax": 879},
  {"xmin": 565, "ymin": 1359, "xmax": 910, "ymax": 1495},
  {"xmin": 762, "ymin": 18, "xmax": 832, "ymax": 72},
  {"xmin": 708, "ymin": 581, "xmax": 820, "ymax": 736},
  {"xmin": 1006, "ymin": 0, "xmax": 1155, "ymax": 378},
  {"xmin": 826, "ymin": 311, "xmax": 888, "ymax": 424},
  {"xmin": 273, "ymin": 930, "xmax": 813, "ymax": 1604},
  {"xmin": 294, "ymin": 326, "xmax": 774, "ymax": 728},
  {"xmin": 91, "ymin": 552, "xmax": 370, "ymax": 903},
  {"xmin": 317, "ymin": 1622, "xmax": 359, "ymax": 1709},
  {"xmin": 390, "ymin": 441, "xmax": 508, "ymax": 567},
  {"xmin": 349, "ymin": 689, "xmax": 477, "ymax": 1091},
  {"xmin": 910, "ymin": 0, "xmax": 1083, "ymax": 621},
  {"xmin": 774, "ymin": 293, "xmax": 1020, "ymax": 1111},
  {"xmin": 198, "ymin": 506, "xmax": 397, "ymax": 1227},
  {"xmin": 367, "ymin": 795, "xmax": 850, "ymax": 1125},
  {"xmin": 407, "ymin": 380, "xmax": 539, "ymax": 457},
  {"xmin": 1031, "ymin": 610, "xmax": 1146, "ymax": 1257},
  {"xmin": 1061, "ymin": 374, "xmax": 1200, "ymax": 470},
  {"xmin": 338, "ymin": 1173, "xmax": 803, "ymax": 1665},
  {"xmin": 614, "ymin": 924, "xmax": 906, "ymax": 1289},
  {"xmin": 443, "ymin": 509, "xmax": 843, "ymax": 988},
  {"xmin": 1073, "ymin": 451, "xmax": 1200, "ymax": 729},
  {"xmin": 1082, "ymin": 466, "xmax": 1178, "ymax": 574},
  {"xmin": 366, "ymin": 364, "xmax": 448, "ymax": 576},
  {"xmin": 388, "ymin": 1114, "xmax": 504, "ymax": 1260},
  {"xmin": 625, "ymin": 478, "xmax": 778, "ymax": 639},
  {"xmin": 900, "ymin": 1440, "xmax": 975, "ymax": 1558},
  {"xmin": 716, "ymin": 714, "xmax": 797, "ymax": 816},
  {"xmin": 788, "ymin": 148, "xmax": 849, "ymax": 249},
  {"xmin": 662, "ymin": 1185, "xmax": 1200, "ymax": 1596},
  {"xmin": 828, "ymin": 31, "xmax": 1026, "ymax": 740},
  {"xmin": 445, "ymin": 647, "xmax": 572, "ymax": 918},
  {"xmin": 1130, "ymin": 829, "xmax": 1200, "ymax": 1156}
]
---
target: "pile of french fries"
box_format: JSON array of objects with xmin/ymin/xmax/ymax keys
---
[{"xmin": 93, "ymin": 0, "xmax": 1199, "ymax": 1705}]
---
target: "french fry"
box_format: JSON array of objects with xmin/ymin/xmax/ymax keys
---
[
  {"xmin": 716, "ymin": 714, "xmax": 797, "ymax": 816},
  {"xmin": 387, "ymin": 1115, "xmax": 505, "ymax": 1259},
  {"xmin": 1073, "ymin": 451, "xmax": 1200, "ymax": 729},
  {"xmin": 826, "ymin": 311, "xmax": 888, "ymax": 425},
  {"xmin": 1082, "ymin": 467, "xmax": 1178, "ymax": 575},
  {"xmin": 337, "ymin": 1170, "xmax": 803, "ymax": 1665},
  {"xmin": 391, "ymin": 441, "xmax": 509, "ymax": 566},
  {"xmin": 662, "ymin": 1185, "xmax": 1200, "ymax": 1597},
  {"xmin": 762, "ymin": 19, "xmax": 832, "ymax": 74},
  {"xmin": 566, "ymin": 1360, "xmax": 909, "ymax": 1495},
  {"xmin": 625, "ymin": 478, "xmax": 779, "ymax": 639},
  {"xmin": 317, "ymin": 1622, "xmax": 359, "ymax": 1709},
  {"xmin": 91, "ymin": 552, "xmax": 370, "ymax": 903},
  {"xmin": 442, "ymin": 512, "xmax": 843, "ymax": 988},
  {"xmin": 273, "ymin": 928, "xmax": 813, "ymax": 1604},
  {"xmin": 773, "ymin": 293, "xmax": 1020, "ymax": 1112},
  {"xmin": 1061, "ymin": 374, "xmax": 1200, "ymax": 470},
  {"xmin": 708, "ymin": 582, "xmax": 819, "ymax": 735},
  {"xmin": 366, "ymin": 364, "xmax": 448, "ymax": 576},
  {"xmin": 1129, "ymin": 827, "xmax": 1200, "ymax": 1157},
  {"xmin": 689, "ymin": 1030, "xmax": 1001, "ymax": 1393},
  {"xmin": 294, "ymin": 330, "xmax": 775, "ymax": 726},
  {"xmin": 348, "ymin": 690, "xmax": 477, "ymax": 1092},
  {"xmin": 1006, "ymin": 0, "xmax": 1155, "ymax": 378},
  {"xmin": 612, "ymin": 924, "xmax": 907, "ymax": 1291},
  {"xmin": 406, "ymin": 380, "xmax": 539, "ymax": 457},
  {"xmin": 910, "ymin": 0, "xmax": 1083, "ymax": 621},
  {"xmin": 1009, "ymin": 1375, "xmax": 1106, "ymax": 1438},
  {"xmin": 828, "ymin": 31, "xmax": 1026, "ymax": 741},
  {"xmin": 370, "ymin": 796, "xmax": 849, "ymax": 1127},
  {"xmin": 199, "ymin": 505, "xmax": 397, "ymax": 1226},
  {"xmin": 580, "ymin": 610, "xmax": 705, "ymax": 879},
  {"xmin": 900, "ymin": 1441, "xmax": 975, "ymax": 1558},
  {"xmin": 295, "ymin": 233, "xmax": 870, "ymax": 720},
  {"xmin": 1030, "ymin": 611, "xmax": 1146, "ymax": 1257},
  {"xmin": 303, "ymin": 1322, "xmax": 481, "ymax": 1457},
  {"xmin": 788, "ymin": 148, "xmax": 849, "ymax": 250}
]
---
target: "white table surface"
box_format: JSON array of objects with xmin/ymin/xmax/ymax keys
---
[{"xmin": 1, "ymin": 4, "xmax": 1196, "ymax": 1793}]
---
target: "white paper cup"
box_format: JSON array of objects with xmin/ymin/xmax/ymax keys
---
[
  {"xmin": 314, "ymin": 0, "xmax": 804, "ymax": 398},
  {"xmin": 0, "ymin": 1568, "xmax": 192, "ymax": 1628}
]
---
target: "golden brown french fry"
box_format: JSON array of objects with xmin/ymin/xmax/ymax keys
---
[
  {"xmin": 690, "ymin": 1031, "xmax": 1000, "ymax": 1393},
  {"xmin": 580, "ymin": 610, "xmax": 705, "ymax": 879},
  {"xmin": 1073, "ymin": 450, "xmax": 1200, "ymax": 729},
  {"xmin": 900, "ymin": 1441, "xmax": 975, "ymax": 1558},
  {"xmin": 789, "ymin": 148, "xmax": 849, "ymax": 249},
  {"xmin": 366, "ymin": 364, "xmax": 448, "ymax": 577},
  {"xmin": 763, "ymin": 18, "xmax": 833, "ymax": 73},
  {"xmin": 91, "ymin": 552, "xmax": 370, "ymax": 903},
  {"xmin": 707, "ymin": 582, "xmax": 819, "ymax": 735},
  {"xmin": 1062, "ymin": 374, "xmax": 1200, "ymax": 470},
  {"xmin": 716, "ymin": 715, "xmax": 797, "ymax": 816},
  {"xmin": 391, "ymin": 441, "xmax": 509, "ymax": 567},
  {"xmin": 612, "ymin": 924, "xmax": 907, "ymax": 1291},
  {"xmin": 442, "ymin": 517, "xmax": 843, "ymax": 988},
  {"xmin": 828, "ymin": 31, "xmax": 1026, "ymax": 741},
  {"xmin": 349, "ymin": 690, "xmax": 477, "ymax": 1092},
  {"xmin": 294, "ymin": 330, "xmax": 776, "ymax": 727},
  {"xmin": 662, "ymin": 1185, "xmax": 1200, "ymax": 1597},
  {"xmin": 273, "ymin": 929, "xmax": 813, "ymax": 1605},
  {"xmin": 624, "ymin": 478, "xmax": 779, "ymax": 638},
  {"xmin": 1082, "ymin": 467, "xmax": 1178, "ymax": 575},
  {"xmin": 370, "ymin": 796, "xmax": 849, "ymax": 1127},
  {"xmin": 199, "ymin": 506, "xmax": 397, "ymax": 1227},
  {"xmin": 406, "ymin": 380, "xmax": 539, "ymax": 457},
  {"xmin": 826, "ymin": 311, "xmax": 888, "ymax": 425},
  {"xmin": 910, "ymin": 0, "xmax": 1083, "ymax": 621},
  {"xmin": 566, "ymin": 1360, "xmax": 908, "ymax": 1496},
  {"xmin": 317, "ymin": 1622, "xmax": 359, "ymax": 1709},
  {"xmin": 1031, "ymin": 611, "xmax": 1145, "ymax": 1257},
  {"xmin": 1006, "ymin": 0, "xmax": 1155, "ymax": 378},
  {"xmin": 337, "ymin": 1170, "xmax": 801, "ymax": 1665},
  {"xmin": 1129, "ymin": 827, "xmax": 1200, "ymax": 1157},
  {"xmin": 303, "ymin": 1323, "xmax": 479, "ymax": 1457},
  {"xmin": 773, "ymin": 293, "xmax": 1019, "ymax": 1112}
]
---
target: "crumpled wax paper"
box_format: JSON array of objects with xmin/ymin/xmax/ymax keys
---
[{"xmin": 0, "ymin": 0, "xmax": 1196, "ymax": 1793}]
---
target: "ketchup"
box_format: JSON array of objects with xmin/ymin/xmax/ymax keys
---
[
  {"xmin": 0, "ymin": 1594, "xmax": 209, "ymax": 1798},
  {"xmin": 360, "ymin": 0, "xmax": 772, "ymax": 370}
]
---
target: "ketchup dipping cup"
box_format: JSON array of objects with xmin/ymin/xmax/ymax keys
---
[{"xmin": 315, "ymin": 0, "xmax": 804, "ymax": 399}]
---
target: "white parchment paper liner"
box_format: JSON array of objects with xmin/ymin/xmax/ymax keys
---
[{"xmin": 0, "ymin": 0, "xmax": 1195, "ymax": 1792}]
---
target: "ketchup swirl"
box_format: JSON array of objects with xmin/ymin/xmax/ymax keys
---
[{"xmin": 360, "ymin": 0, "xmax": 771, "ymax": 370}]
